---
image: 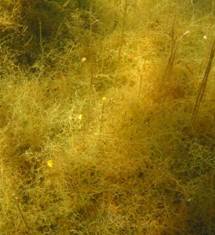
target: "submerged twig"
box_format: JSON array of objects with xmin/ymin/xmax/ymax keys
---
[
  {"xmin": 163, "ymin": 17, "xmax": 178, "ymax": 80},
  {"xmin": 99, "ymin": 97, "xmax": 106, "ymax": 136},
  {"xmin": 15, "ymin": 197, "xmax": 31, "ymax": 234},
  {"xmin": 192, "ymin": 38, "xmax": 215, "ymax": 122},
  {"xmin": 118, "ymin": 0, "xmax": 128, "ymax": 62}
]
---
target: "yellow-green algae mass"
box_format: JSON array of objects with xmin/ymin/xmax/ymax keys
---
[{"xmin": 0, "ymin": 1, "xmax": 214, "ymax": 234}]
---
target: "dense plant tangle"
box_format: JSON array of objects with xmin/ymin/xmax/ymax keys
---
[{"xmin": 0, "ymin": 1, "xmax": 214, "ymax": 234}]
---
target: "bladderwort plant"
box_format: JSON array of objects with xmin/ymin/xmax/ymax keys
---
[{"xmin": 0, "ymin": 1, "xmax": 215, "ymax": 234}]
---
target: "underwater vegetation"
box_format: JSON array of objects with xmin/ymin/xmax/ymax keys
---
[{"xmin": 0, "ymin": 0, "xmax": 214, "ymax": 234}]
